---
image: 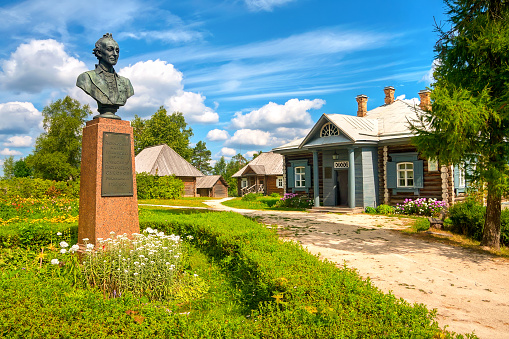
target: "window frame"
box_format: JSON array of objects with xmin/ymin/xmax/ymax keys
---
[
  {"xmin": 276, "ymin": 176, "xmax": 284, "ymax": 188},
  {"xmin": 428, "ymin": 159, "xmax": 438, "ymax": 172},
  {"xmin": 458, "ymin": 163, "xmax": 466, "ymax": 188},
  {"xmin": 397, "ymin": 162, "xmax": 414, "ymax": 188},
  {"xmin": 241, "ymin": 178, "xmax": 248, "ymax": 188},
  {"xmin": 295, "ymin": 166, "xmax": 306, "ymax": 188},
  {"xmin": 320, "ymin": 122, "xmax": 339, "ymax": 137}
]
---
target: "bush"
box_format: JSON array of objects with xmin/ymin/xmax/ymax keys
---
[
  {"xmin": 270, "ymin": 192, "xmax": 281, "ymax": 198},
  {"xmin": 365, "ymin": 206, "xmax": 377, "ymax": 214},
  {"xmin": 241, "ymin": 192, "xmax": 262, "ymax": 201},
  {"xmin": 0, "ymin": 178, "xmax": 80, "ymax": 199},
  {"xmin": 414, "ymin": 218, "xmax": 431, "ymax": 232},
  {"xmin": 136, "ymin": 173, "xmax": 183, "ymax": 199},
  {"xmin": 376, "ymin": 204, "xmax": 394, "ymax": 215},
  {"xmin": 276, "ymin": 193, "xmax": 313, "ymax": 209},
  {"xmin": 448, "ymin": 199, "xmax": 485, "ymax": 240},
  {"xmin": 395, "ymin": 198, "xmax": 447, "ymax": 217}
]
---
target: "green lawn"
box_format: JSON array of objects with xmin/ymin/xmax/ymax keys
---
[
  {"xmin": 138, "ymin": 196, "xmax": 221, "ymax": 208},
  {"xmin": 222, "ymin": 197, "xmax": 307, "ymax": 211}
]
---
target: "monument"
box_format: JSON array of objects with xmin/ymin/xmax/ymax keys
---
[{"xmin": 77, "ymin": 33, "xmax": 139, "ymax": 245}]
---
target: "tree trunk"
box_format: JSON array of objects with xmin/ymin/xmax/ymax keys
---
[{"xmin": 481, "ymin": 182, "xmax": 501, "ymax": 250}]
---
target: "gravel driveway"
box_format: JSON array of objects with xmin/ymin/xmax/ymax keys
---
[{"xmin": 202, "ymin": 199, "xmax": 509, "ymax": 339}]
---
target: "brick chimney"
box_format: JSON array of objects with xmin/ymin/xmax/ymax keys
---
[
  {"xmin": 356, "ymin": 95, "xmax": 368, "ymax": 117},
  {"xmin": 384, "ymin": 86, "xmax": 395, "ymax": 105},
  {"xmin": 418, "ymin": 89, "xmax": 431, "ymax": 111}
]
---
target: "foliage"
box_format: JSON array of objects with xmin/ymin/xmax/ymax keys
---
[
  {"xmin": 132, "ymin": 108, "xmax": 193, "ymax": 160},
  {"xmin": 414, "ymin": 218, "xmax": 431, "ymax": 232},
  {"xmin": 1, "ymin": 156, "xmax": 14, "ymax": 179},
  {"xmin": 376, "ymin": 204, "xmax": 394, "ymax": 215},
  {"xmin": 13, "ymin": 158, "xmax": 32, "ymax": 178},
  {"xmin": 409, "ymin": 1, "xmax": 509, "ymax": 249},
  {"xmin": 395, "ymin": 198, "xmax": 447, "ymax": 217},
  {"xmin": 241, "ymin": 192, "xmax": 262, "ymax": 201},
  {"xmin": 137, "ymin": 197, "xmax": 214, "ymax": 208},
  {"xmin": 73, "ymin": 230, "xmax": 208, "ymax": 301},
  {"xmin": 25, "ymin": 96, "xmax": 91, "ymax": 181},
  {"xmin": 448, "ymin": 199, "xmax": 509, "ymax": 247},
  {"xmin": 0, "ymin": 177, "xmax": 80, "ymax": 199},
  {"xmin": 223, "ymin": 196, "xmax": 282, "ymax": 210},
  {"xmin": 365, "ymin": 206, "xmax": 377, "ymax": 214},
  {"xmin": 269, "ymin": 192, "xmax": 280, "ymax": 198},
  {"xmin": 136, "ymin": 173, "xmax": 183, "ymax": 199},
  {"xmin": 276, "ymin": 193, "xmax": 313, "ymax": 209},
  {"xmin": 191, "ymin": 141, "xmax": 212, "ymax": 174},
  {"xmin": 212, "ymin": 156, "xmax": 227, "ymax": 176},
  {"xmin": 225, "ymin": 154, "xmax": 248, "ymax": 197}
]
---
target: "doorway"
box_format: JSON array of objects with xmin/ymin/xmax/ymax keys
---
[{"xmin": 335, "ymin": 170, "xmax": 349, "ymax": 206}]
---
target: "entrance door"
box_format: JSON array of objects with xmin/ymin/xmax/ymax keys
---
[{"xmin": 335, "ymin": 170, "xmax": 349, "ymax": 206}]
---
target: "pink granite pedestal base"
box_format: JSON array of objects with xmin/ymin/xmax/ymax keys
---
[{"xmin": 78, "ymin": 118, "xmax": 139, "ymax": 245}]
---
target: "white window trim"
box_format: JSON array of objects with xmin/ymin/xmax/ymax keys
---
[
  {"xmin": 320, "ymin": 122, "xmax": 339, "ymax": 137},
  {"xmin": 397, "ymin": 162, "xmax": 414, "ymax": 188},
  {"xmin": 241, "ymin": 178, "xmax": 248, "ymax": 188},
  {"xmin": 428, "ymin": 159, "xmax": 438, "ymax": 172},
  {"xmin": 295, "ymin": 166, "xmax": 306, "ymax": 188},
  {"xmin": 276, "ymin": 176, "xmax": 284, "ymax": 188},
  {"xmin": 458, "ymin": 163, "xmax": 466, "ymax": 188}
]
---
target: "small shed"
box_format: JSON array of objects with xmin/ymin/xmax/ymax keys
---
[
  {"xmin": 232, "ymin": 152, "xmax": 284, "ymax": 196},
  {"xmin": 196, "ymin": 175, "xmax": 229, "ymax": 198},
  {"xmin": 135, "ymin": 144, "xmax": 204, "ymax": 197}
]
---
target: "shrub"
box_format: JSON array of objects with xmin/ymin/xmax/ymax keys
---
[
  {"xmin": 376, "ymin": 204, "xmax": 394, "ymax": 215},
  {"xmin": 448, "ymin": 199, "xmax": 485, "ymax": 240},
  {"xmin": 270, "ymin": 192, "xmax": 281, "ymax": 198},
  {"xmin": 365, "ymin": 206, "xmax": 377, "ymax": 214},
  {"xmin": 276, "ymin": 193, "xmax": 313, "ymax": 209},
  {"xmin": 0, "ymin": 178, "xmax": 79, "ymax": 199},
  {"xmin": 136, "ymin": 173, "xmax": 184, "ymax": 199},
  {"xmin": 414, "ymin": 218, "xmax": 431, "ymax": 232},
  {"xmin": 395, "ymin": 198, "xmax": 447, "ymax": 217},
  {"xmin": 241, "ymin": 192, "xmax": 261, "ymax": 201}
]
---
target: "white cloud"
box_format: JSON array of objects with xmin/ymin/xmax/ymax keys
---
[
  {"xmin": 421, "ymin": 59, "xmax": 439, "ymax": 84},
  {"xmin": 0, "ymin": 39, "xmax": 87, "ymax": 93},
  {"xmin": 220, "ymin": 147, "xmax": 236, "ymax": 157},
  {"xmin": 245, "ymin": 0, "xmax": 295, "ymax": 11},
  {"xmin": 119, "ymin": 30, "xmax": 203, "ymax": 44},
  {"xmin": 0, "ymin": 148, "xmax": 22, "ymax": 156},
  {"xmin": 230, "ymin": 98, "xmax": 324, "ymax": 130},
  {"xmin": 396, "ymin": 94, "xmax": 420, "ymax": 106},
  {"xmin": 118, "ymin": 59, "xmax": 218, "ymax": 123},
  {"xmin": 0, "ymin": 102, "xmax": 42, "ymax": 135},
  {"xmin": 206, "ymin": 129, "xmax": 230, "ymax": 141},
  {"xmin": 245, "ymin": 150, "xmax": 259, "ymax": 158},
  {"xmin": 227, "ymin": 129, "xmax": 278, "ymax": 147},
  {"xmin": 3, "ymin": 136, "xmax": 33, "ymax": 147}
]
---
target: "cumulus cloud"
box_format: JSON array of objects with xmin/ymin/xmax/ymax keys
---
[
  {"xmin": 3, "ymin": 136, "xmax": 33, "ymax": 147},
  {"xmin": 396, "ymin": 94, "xmax": 420, "ymax": 106},
  {"xmin": 220, "ymin": 147, "xmax": 236, "ymax": 157},
  {"xmin": 0, "ymin": 102, "xmax": 42, "ymax": 135},
  {"xmin": 245, "ymin": 0, "xmax": 296, "ymax": 11},
  {"xmin": 421, "ymin": 59, "xmax": 440, "ymax": 84},
  {"xmin": 206, "ymin": 129, "xmax": 230, "ymax": 141},
  {"xmin": 0, "ymin": 39, "xmax": 87, "ymax": 93},
  {"xmin": 227, "ymin": 129, "xmax": 278, "ymax": 147},
  {"xmin": 231, "ymin": 98, "xmax": 324, "ymax": 131},
  {"xmin": 119, "ymin": 59, "xmax": 218, "ymax": 123},
  {"xmin": 0, "ymin": 148, "xmax": 22, "ymax": 156}
]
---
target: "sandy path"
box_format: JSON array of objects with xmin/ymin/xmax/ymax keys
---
[{"xmin": 202, "ymin": 199, "xmax": 509, "ymax": 339}]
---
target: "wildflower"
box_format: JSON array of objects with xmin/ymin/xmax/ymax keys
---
[
  {"xmin": 56, "ymin": 232, "xmax": 62, "ymax": 236},
  {"xmin": 51, "ymin": 258, "xmax": 59, "ymax": 265},
  {"xmin": 193, "ymin": 274, "xmax": 198, "ymax": 277},
  {"xmin": 83, "ymin": 238, "xmax": 89, "ymax": 242},
  {"xmin": 59, "ymin": 241, "xmax": 69, "ymax": 248},
  {"xmin": 110, "ymin": 231, "xmax": 116, "ymax": 235},
  {"xmin": 86, "ymin": 243, "xmax": 94, "ymax": 250},
  {"xmin": 60, "ymin": 249, "xmax": 67, "ymax": 254},
  {"xmin": 69, "ymin": 244, "xmax": 79, "ymax": 253},
  {"xmin": 187, "ymin": 235, "xmax": 194, "ymax": 240},
  {"xmin": 134, "ymin": 272, "xmax": 139, "ymax": 276}
]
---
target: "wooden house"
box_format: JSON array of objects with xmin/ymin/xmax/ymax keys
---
[
  {"xmin": 196, "ymin": 175, "xmax": 229, "ymax": 198},
  {"xmin": 272, "ymin": 87, "xmax": 467, "ymax": 209},
  {"xmin": 232, "ymin": 152, "xmax": 284, "ymax": 196},
  {"xmin": 135, "ymin": 144, "xmax": 204, "ymax": 197}
]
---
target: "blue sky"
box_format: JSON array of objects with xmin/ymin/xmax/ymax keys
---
[{"xmin": 0, "ymin": 0, "xmax": 447, "ymax": 173}]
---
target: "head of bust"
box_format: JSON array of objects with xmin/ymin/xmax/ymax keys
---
[{"xmin": 93, "ymin": 33, "xmax": 119, "ymax": 67}]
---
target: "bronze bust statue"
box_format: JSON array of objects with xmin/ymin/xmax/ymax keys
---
[{"xmin": 76, "ymin": 33, "xmax": 134, "ymax": 120}]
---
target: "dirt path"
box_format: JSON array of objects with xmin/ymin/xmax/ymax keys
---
[{"xmin": 202, "ymin": 199, "xmax": 509, "ymax": 338}]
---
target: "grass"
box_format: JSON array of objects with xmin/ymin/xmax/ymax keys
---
[
  {"xmin": 222, "ymin": 197, "xmax": 307, "ymax": 211},
  {"xmin": 138, "ymin": 197, "xmax": 220, "ymax": 208}
]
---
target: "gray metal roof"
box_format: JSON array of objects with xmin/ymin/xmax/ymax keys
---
[
  {"xmin": 232, "ymin": 152, "xmax": 284, "ymax": 177},
  {"xmin": 135, "ymin": 144, "xmax": 204, "ymax": 177},
  {"xmin": 196, "ymin": 175, "xmax": 228, "ymax": 188}
]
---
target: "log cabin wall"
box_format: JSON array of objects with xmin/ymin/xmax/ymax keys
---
[
  {"xmin": 180, "ymin": 177, "xmax": 197, "ymax": 197},
  {"xmin": 213, "ymin": 181, "xmax": 228, "ymax": 198},
  {"xmin": 265, "ymin": 175, "xmax": 284, "ymax": 196},
  {"xmin": 378, "ymin": 145, "xmax": 449, "ymax": 206}
]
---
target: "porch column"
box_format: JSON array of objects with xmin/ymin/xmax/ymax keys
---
[
  {"xmin": 348, "ymin": 148, "xmax": 355, "ymax": 208},
  {"xmin": 313, "ymin": 151, "xmax": 320, "ymax": 207}
]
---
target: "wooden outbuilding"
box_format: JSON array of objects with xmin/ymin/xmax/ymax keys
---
[
  {"xmin": 196, "ymin": 175, "xmax": 229, "ymax": 198},
  {"xmin": 232, "ymin": 152, "xmax": 284, "ymax": 196}
]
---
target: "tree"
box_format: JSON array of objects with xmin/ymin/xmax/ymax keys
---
[
  {"xmin": 224, "ymin": 154, "xmax": 248, "ymax": 196},
  {"xmin": 2, "ymin": 156, "xmax": 14, "ymax": 179},
  {"xmin": 410, "ymin": 1, "xmax": 509, "ymax": 249},
  {"xmin": 13, "ymin": 158, "xmax": 32, "ymax": 178},
  {"xmin": 212, "ymin": 156, "xmax": 227, "ymax": 177},
  {"xmin": 132, "ymin": 107, "xmax": 193, "ymax": 160},
  {"xmin": 251, "ymin": 151, "xmax": 263, "ymax": 160},
  {"xmin": 26, "ymin": 96, "xmax": 91, "ymax": 181},
  {"xmin": 191, "ymin": 141, "xmax": 212, "ymax": 174}
]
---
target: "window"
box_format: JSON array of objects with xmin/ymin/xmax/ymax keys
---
[
  {"xmin": 428, "ymin": 159, "xmax": 438, "ymax": 172},
  {"xmin": 320, "ymin": 122, "xmax": 339, "ymax": 137},
  {"xmin": 458, "ymin": 163, "xmax": 466, "ymax": 188},
  {"xmin": 276, "ymin": 176, "xmax": 284, "ymax": 188},
  {"xmin": 241, "ymin": 178, "xmax": 248, "ymax": 188},
  {"xmin": 397, "ymin": 162, "xmax": 414, "ymax": 187},
  {"xmin": 295, "ymin": 167, "xmax": 306, "ymax": 187}
]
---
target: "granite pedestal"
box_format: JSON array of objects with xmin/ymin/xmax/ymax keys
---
[{"xmin": 78, "ymin": 118, "xmax": 139, "ymax": 245}]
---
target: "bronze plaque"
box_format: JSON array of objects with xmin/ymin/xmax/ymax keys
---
[{"xmin": 101, "ymin": 132, "xmax": 133, "ymax": 197}]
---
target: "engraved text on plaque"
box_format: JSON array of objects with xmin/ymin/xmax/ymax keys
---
[{"xmin": 101, "ymin": 132, "xmax": 133, "ymax": 196}]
